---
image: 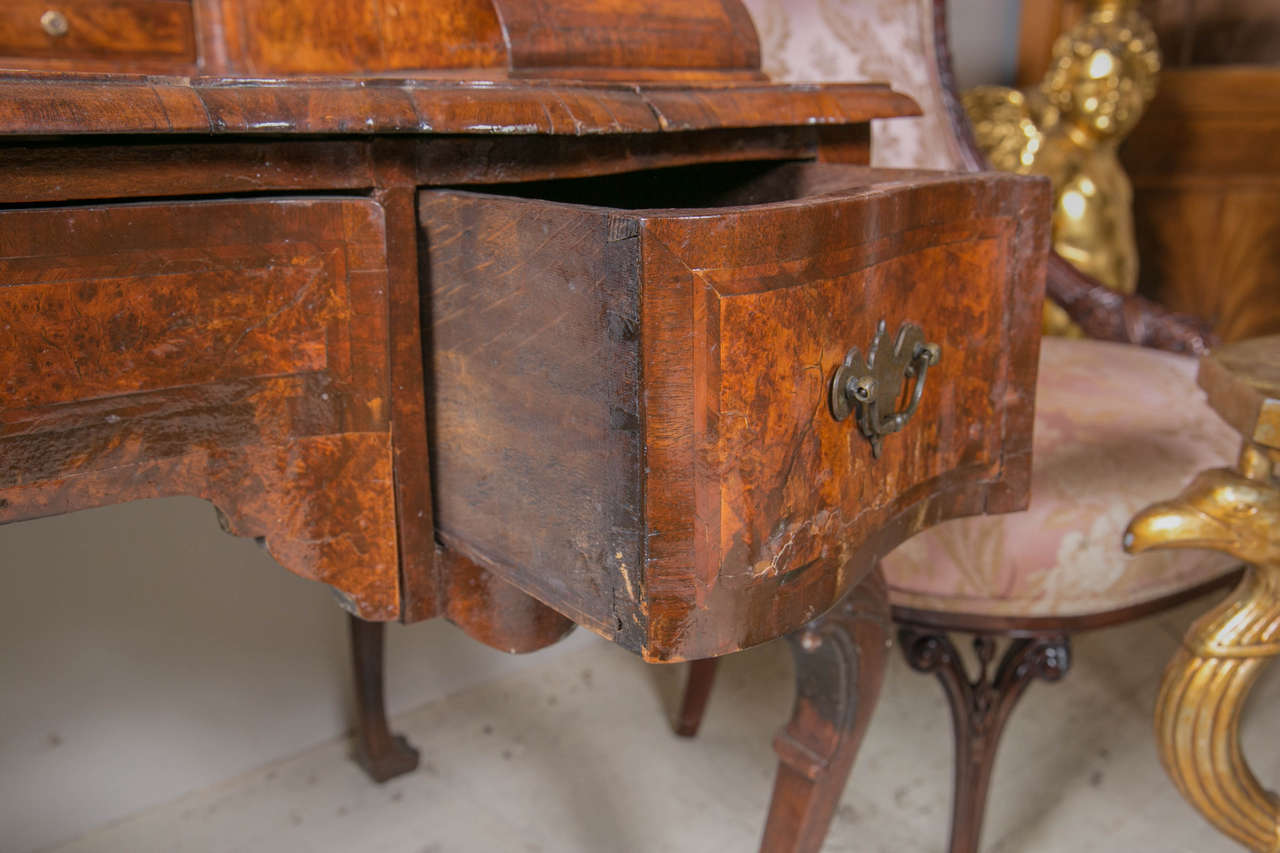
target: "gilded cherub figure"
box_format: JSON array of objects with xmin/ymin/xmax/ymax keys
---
[{"xmin": 964, "ymin": 0, "xmax": 1161, "ymax": 335}]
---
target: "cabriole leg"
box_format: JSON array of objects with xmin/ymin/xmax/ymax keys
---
[
  {"xmin": 759, "ymin": 569, "xmax": 891, "ymax": 853},
  {"xmin": 348, "ymin": 615, "xmax": 420, "ymax": 783}
]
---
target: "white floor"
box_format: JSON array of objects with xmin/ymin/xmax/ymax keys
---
[{"xmin": 43, "ymin": 595, "xmax": 1280, "ymax": 853}]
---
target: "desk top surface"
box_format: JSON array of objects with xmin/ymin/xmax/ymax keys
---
[{"xmin": 0, "ymin": 73, "xmax": 918, "ymax": 138}]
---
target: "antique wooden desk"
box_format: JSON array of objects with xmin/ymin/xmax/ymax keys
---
[{"xmin": 0, "ymin": 1, "xmax": 1048, "ymax": 849}]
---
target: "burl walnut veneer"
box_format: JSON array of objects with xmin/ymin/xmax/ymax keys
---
[{"xmin": 0, "ymin": 1, "xmax": 1049, "ymax": 849}]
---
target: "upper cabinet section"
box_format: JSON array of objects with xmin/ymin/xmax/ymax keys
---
[
  {"xmin": 0, "ymin": 0, "xmax": 762, "ymax": 78},
  {"xmin": 495, "ymin": 0, "xmax": 759, "ymax": 77},
  {"xmin": 215, "ymin": 0, "xmax": 508, "ymax": 75}
]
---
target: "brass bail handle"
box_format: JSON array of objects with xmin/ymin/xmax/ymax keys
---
[{"xmin": 830, "ymin": 320, "xmax": 941, "ymax": 458}]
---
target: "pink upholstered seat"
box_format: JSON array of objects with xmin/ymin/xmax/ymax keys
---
[{"xmin": 883, "ymin": 337, "xmax": 1241, "ymax": 618}]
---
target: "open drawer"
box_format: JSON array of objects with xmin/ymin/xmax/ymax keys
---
[{"xmin": 420, "ymin": 161, "xmax": 1048, "ymax": 661}]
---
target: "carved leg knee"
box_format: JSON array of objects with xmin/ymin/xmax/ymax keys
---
[
  {"xmin": 348, "ymin": 615, "xmax": 420, "ymax": 783},
  {"xmin": 898, "ymin": 628, "xmax": 1071, "ymax": 853},
  {"xmin": 759, "ymin": 569, "xmax": 892, "ymax": 853}
]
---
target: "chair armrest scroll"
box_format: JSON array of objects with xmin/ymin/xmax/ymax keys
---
[{"xmin": 1047, "ymin": 253, "xmax": 1217, "ymax": 355}]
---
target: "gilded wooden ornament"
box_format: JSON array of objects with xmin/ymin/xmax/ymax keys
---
[
  {"xmin": 964, "ymin": 0, "xmax": 1160, "ymax": 336},
  {"xmin": 1126, "ymin": 463, "xmax": 1280, "ymax": 852},
  {"xmin": 1126, "ymin": 336, "xmax": 1280, "ymax": 852}
]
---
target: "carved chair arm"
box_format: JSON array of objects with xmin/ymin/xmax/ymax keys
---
[{"xmin": 1047, "ymin": 253, "xmax": 1218, "ymax": 356}]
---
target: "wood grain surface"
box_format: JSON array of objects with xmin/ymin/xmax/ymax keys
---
[
  {"xmin": 762, "ymin": 569, "xmax": 891, "ymax": 853},
  {"xmin": 198, "ymin": 0, "xmax": 760, "ymax": 76},
  {"xmin": 214, "ymin": 0, "xmax": 505, "ymax": 75},
  {"xmin": 441, "ymin": 547, "xmax": 577, "ymax": 654},
  {"xmin": 639, "ymin": 166, "xmax": 1046, "ymax": 660},
  {"xmin": 0, "ymin": 198, "xmax": 402, "ymax": 619},
  {"xmin": 372, "ymin": 179, "xmax": 439, "ymax": 623},
  {"xmin": 422, "ymin": 187, "xmax": 647, "ymax": 650},
  {"xmin": 497, "ymin": 0, "xmax": 759, "ymax": 73},
  {"xmin": 1197, "ymin": 334, "xmax": 1280, "ymax": 447}
]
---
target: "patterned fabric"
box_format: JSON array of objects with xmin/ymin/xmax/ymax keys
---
[
  {"xmin": 742, "ymin": 0, "xmax": 968, "ymax": 169},
  {"xmin": 883, "ymin": 338, "xmax": 1241, "ymax": 618}
]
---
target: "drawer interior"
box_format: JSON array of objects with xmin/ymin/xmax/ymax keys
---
[{"xmin": 472, "ymin": 159, "xmax": 913, "ymax": 211}]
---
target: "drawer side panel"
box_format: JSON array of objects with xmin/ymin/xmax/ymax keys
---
[{"xmin": 421, "ymin": 191, "xmax": 645, "ymax": 648}]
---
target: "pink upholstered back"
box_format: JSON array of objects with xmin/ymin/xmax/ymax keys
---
[{"xmin": 745, "ymin": 0, "xmax": 970, "ymax": 169}]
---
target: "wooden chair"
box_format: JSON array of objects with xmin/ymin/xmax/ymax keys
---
[{"xmin": 677, "ymin": 2, "xmax": 1244, "ymax": 851}]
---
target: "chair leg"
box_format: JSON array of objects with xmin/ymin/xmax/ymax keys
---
[
  {"xmin": 675, "ymin": 658, "xmax": 720, "ymax": 737},
  {"xmin": 759, "ymin": 568, "xmax": 891, "ymax": 853},
  {"xmin": 898, "ymin": 627, "xmax": 1071, "ymax": 853},
  {"xmin": 348, "ymin": 614, "xmax": 420, "ymax": 783}
]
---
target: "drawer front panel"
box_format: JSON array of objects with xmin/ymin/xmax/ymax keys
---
[
  {"xmin": 705, "ymin": 223, "xmax": 1007, "ymax": 570},
  {"xmin": 0, "ymin": 202, "xmax": 374, "ymax": 414},
  {"xmin": 0, "ymin": 0, "xmax": 195, "ymax": 65},
  {"xmin": 0, "ymin": 198, "xmax": 403, "ymax": 620},
  {"xmin": 495, "ymin": 0, "xmax": 758, "ymax": 71},
  {"xmin": 641, "ymin": 174, "xmax": 1046, "ymax": 659},
  {"xmin": 0, "ymin": 246, "xmax": 335, "ymax": 411}
]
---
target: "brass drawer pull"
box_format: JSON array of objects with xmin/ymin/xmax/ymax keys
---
[
  {"xmin": 41, "ymin": 9, "xmax": 69, "ymax": 37},
  {"xmin": 830, "ymin": 320, "xmax": 940, "ymax": 457}
]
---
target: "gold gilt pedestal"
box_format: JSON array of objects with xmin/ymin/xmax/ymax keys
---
[{"xmin": 1126, "ymin": 335, "xmax": 1280, "ymax": 852}]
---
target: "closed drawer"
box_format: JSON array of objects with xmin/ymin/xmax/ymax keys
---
[
  {"xmin": 421, "ymin": 161, "xmax": 1048, "ymax": 661},
  {"xmin": 0, "ymin": 198, "xmax": 402, "ymax": 620},
  {"xmin": 0, "ymin": 0, "xmax": 195, "ymax": 67}
]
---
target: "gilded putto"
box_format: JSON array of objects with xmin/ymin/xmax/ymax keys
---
[{"xmin": 965, "ymin": 0, "xmax": 1161, "ymax": 333}]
